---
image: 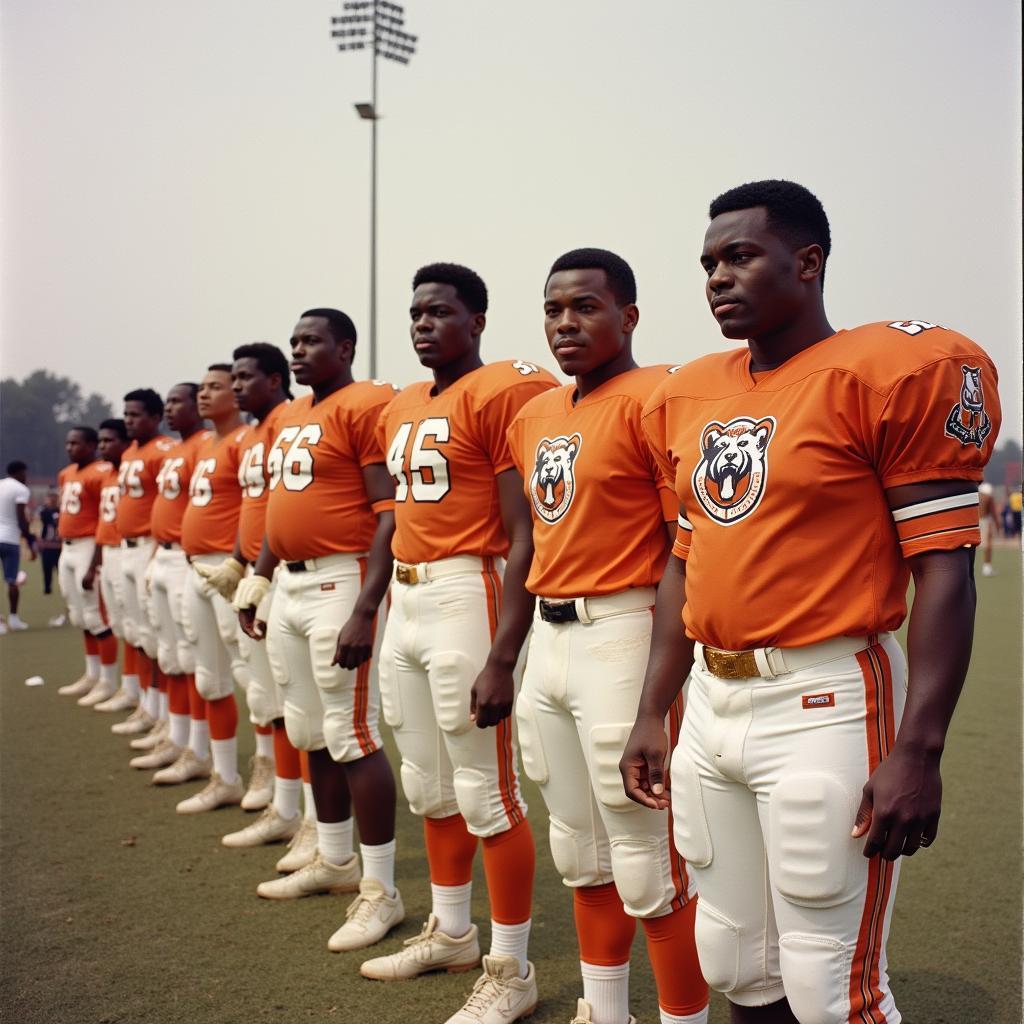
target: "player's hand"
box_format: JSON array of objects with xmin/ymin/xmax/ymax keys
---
[
  {"xmin": 332, "ymin": 608, "xmax": 374, "ymax": 670},
  {"xmin": 234, "ymin": 574, "xmax": 270, "ymax": 640},
  {"xmin": 620, "ymin": 714, "xmax": 671, "ymax": 810},
  {"xmin": 82, "ymin": 567, "xmax": 96, "ymax": 591},
  {"xmin": 238, "ymin": 606, "xmax": 265, "ymax": 641},
  {"xmin": 470, "ymin": 662, "xmax": 514, "ymax": 729},
  {"xmin": 194, "ymin": 557, "xmax": 244, "ymax": 601},
  {"xmin": 851, "ymin": 745, "xmax": 942, "ymax": 860}
]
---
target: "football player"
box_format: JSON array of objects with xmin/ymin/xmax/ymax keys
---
[
  {"xmin": 508, "ymin": 250, "xmax": 708, "ymax": 1024},
  {"xmin": 54, "ymin": 427, "xmax": 121, "ymax": 707},
  {"xmin": 235, "ymin": 309, "xmax": 401, "ymax": 954},
  {"xmin": 360, "ymin": 264, "xmax": 557, "ymax": 1024},
  {"xmin": 622, "ymin": 180, "xmax": 1001, "ymax": 1024}
]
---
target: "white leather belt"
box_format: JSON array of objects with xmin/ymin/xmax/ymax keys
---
[
  {"xmin": 695, "ymin": 633, "xmax": 888, "ymax": 680},
  {"xmin": 394, "ymin": 554, "xmax": 497, "ymax": 586},
  {"xmin": 537, "ymin": 587, "xmax": 656, "ymax": 626}
]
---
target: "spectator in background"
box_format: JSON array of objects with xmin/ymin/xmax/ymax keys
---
[
  {"xmin": 1010, "ymin": 488, "xmax": 1023, "ymax": 538},
  {"xmin": 0, "ymin": 460, "xmax": 37, "ymax": 634},
  {"xmin": 38, "ymin": 490, "xmax": 62, "ymax": 593}
]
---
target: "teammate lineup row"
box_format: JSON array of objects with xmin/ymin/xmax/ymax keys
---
[{"xmin": 44, "ymin": 180, "xmax": 1000, "ymax": 1024}]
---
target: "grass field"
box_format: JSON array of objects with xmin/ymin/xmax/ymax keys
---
[{"xmin": 1, "ymin": 548, "xmax": 1021, "ymax": 1024}]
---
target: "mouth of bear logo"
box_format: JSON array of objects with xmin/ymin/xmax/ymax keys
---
[{"xmin": 714, "ymin": 467, "xmax": 742, "ymax": 501}]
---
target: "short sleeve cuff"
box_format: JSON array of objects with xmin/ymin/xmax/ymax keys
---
[{"xmin": 891, "ymin": 491, "xmax": 980, "ymax": 557}]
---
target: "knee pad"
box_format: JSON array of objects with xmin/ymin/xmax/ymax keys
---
[
  {"xmin": 694, "ymin": 899, "xmax": 765, "ymax": 998},
  {"xmin": 399, "ymin": 758, "xmax": 453, "ymax": 818},
  {"xmin": 68, "ymin": 605, "xmax": 84, "ymax": 629},
  {"xmin": 122, "ymin": 618, "xmax": 139, "ymax": 648},
  {"xmin": 768, "ymin": 773, "xmax": 853, "ymax": 907},
  {"xmin": 157, "ymin": 640, "xmax": 182, "ymax": 677},
  {"xmin": 231, "ymin": 653, "xmax": 251, "ymax": 690},
  {"xmin": 514, "ymin": 692, "xmax": 548, "ymax": 785},
  {"xmin": 176, "ymin": 642, "xmax": 195, "ymax": 675},
  {"xmin": 610, "ymin": 836, "xmax": 675, "ymax": 918},
  {"xmin": 245, "ymin": 682, "xmax": 280, "ymax": 727},
  {"xmin": 778, "ymin": 933, "xmax": 851, "ymax": 1024},
  {"xmin": 589, "ymin": 723, "xmax": 634, "ymax": 811},
  {"xmin": 141, "ymin": 633, "xmax": 159, "ymax": 659},
  {"xmin": 193, "ymin": 667, "xmax": 219, "ymax": 702},
  {"xmin": 549, "ymin": 815, "xmax": 612, "ymax": 889},
  {"xmin": 453, "ymin": 767, "xmax": 496, "ymax": 835},
  {"xmin": 668, "ymin": 749, "xmax": 713, "ymax": 869},
  {"xmin": 322, "ymin": 707, "xmax": 376, "ymax": 763},
  {"xmin": 430, "ymin": 651, "xmax": 474, "ymax": 734},
  {"xmin": 284, "ymin": 699, "xmax": 326, "ymax": 752}
]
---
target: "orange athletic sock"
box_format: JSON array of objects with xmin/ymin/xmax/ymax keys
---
[
  {"xmin": 96, "ymin": 632, "xmax": 118, "ymax": 666},
  {"xmin": 574, "ymin": 882, "xmax": 637, "ymax": 966},
  {"xmin": 206, "ymin": 693, "xmax": 238, "ymax": 741},
  {"xmin": 123, "ymin": 644, "xmax": 137, "ymax": 677},
  {"xmin": 641, "ymin": 899, "xmax": 709, "ymax": 1017},
  {"xmin": 168, "ymin": 674, "xmax": 190, "ymax": 715},
  {"xmin": 84, "ymin": 632, "xmax": 100, "ymax": 656},
  {"xmin": 272, "ymin": 721, "xmax": 301, "ymax": 780},
  {"xmin": 186, "ymin": 674, "xmax": 207, "ymax": 720},
  {"xmin": 424, "ymin": 813, "xmax": 479, "ymax": 887},
  {"xmin": 254, "ymin": 723, "xmax": 272, "ymax": 735},
  {"xmin": 156, "ymin": 669, "xmax": 170, "ymax": 694},
  {"xmin": 481, "ymin": 818, "xmax": 535, "ymax": 925},
  {"xmin": 299, "ymin": 749, "xmax": 311, "ymax": 784},
  {"xmin": 136, "ymin": 648, "xmax": 152, "ymax": 690}
]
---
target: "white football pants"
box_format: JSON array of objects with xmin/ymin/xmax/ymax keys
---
[
  {"xmin": 148, "ymin": 544, "xmax": 195, "ymax": 676},
  {"xmin": 58, "ymin": 537, "xmax": 106, "ymax": 635},
  {"xmin": 238, "ymin": 567, "xmax": 282, "ymax": 727},
  {"xmin": 99, "ymin": 544, "xmax": 126, "ymax": 639},
  {"xmin": 671, "ymin": 633, "xmax": 907, "ymax": 1023},
  {"xmin": 121, "ymin": 539, "xmax": 157, "ymax": 656}
]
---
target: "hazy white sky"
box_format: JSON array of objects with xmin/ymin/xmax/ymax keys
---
[{"xmin": 2, "ymin": 0, "xmax": 1021, "ymax": 439}]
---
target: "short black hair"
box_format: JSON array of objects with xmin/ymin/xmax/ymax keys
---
[
  {"xmin": 99, "ymin": 418, "xmax": 128, "ymax": 441},
  {"xmin": 6, "ymin": 460, "xmax": 27, "ymax": 476},
  {"xmin": 207, "ymin": 363, "xmax": 233, "ymax": 375},
  {"xmin": 546, "ymin": 248, "xmax": 637, "ymax": 306},
  {"xmin": 123, "ymin": 388, "xmax": 164, "ymax": 417},
  {"xmin": 709, "ymin": 179, "xmax": 831, "ymax": 286},
  {"xmin": 233, "ymin": 342, "xmax": 293, "ymax": 397},
  {"xmin": 412, "ymin": 263, "xmax": 488, "ymax": 314},
  {"xmin": 69, "ymin": 425, "xmax": 99, "ymax": 445},
  {"xmin": 170, "ymin": 382, "xmax": 199, "ymax": 403},
  {"xmin": 301, "ymin": 308, "xmax": 358, "ymax": 354}
]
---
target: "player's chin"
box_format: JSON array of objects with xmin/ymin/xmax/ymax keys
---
[{"xmin": 715, "ymin": 316, "xmax": 752, "ymax": 340}]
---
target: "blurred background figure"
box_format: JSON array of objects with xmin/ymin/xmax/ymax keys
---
[
  {"xmin": 978, "ymin": 482, "xmax": 997, "ymax": 576},
  {"xmin": 0, "ymin": 460, "xmax": 37, "ymax": 633}
]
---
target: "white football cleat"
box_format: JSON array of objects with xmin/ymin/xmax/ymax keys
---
[
  {"xmin": 222, "ymin": 807, "xmax": 300, "ymax": 849},
  {"xmin": 327, "ymin": 877, "xmax": 405, "ymax": 953},
  {"xmin": 7, "ymin": 614, "xmax": 28, "ymax": 630},
  {"xmin": 240, "ymin": 755, "xmax": 274, "ymax": 811},
  {"xmin": 257, "ymin": 851, "xmax": 360, "ymax": 900},
  {"xmin": 78, "ymin": 679, "xmax": 118, "ymax": 707},
  {"xmin": 130, "ymin": 719, "xmax": 168, "ymax": 751},
  {"xmin": 442, "ymin": 956, "xmax": 538, "ymax": 1024},
  {"xmin": 175, "ymin": 773, "xmax": 244, "ymax": 814},
  {"xmin": 275, "ymin": 818, "xmax": 318, "ymax": 873},
  {"xmin": 94, "ymin": 688, "xmax": 137, "ymax": 713},
  {"xmin": 129, "ymin": 738, "xmax": 181, "ymax": 770},
  {"xmin": 58, "ymin": 674, "xmax": 98, "ymax": 697},
  {"xmin": 111, "ymin": 706, "xmax": 155, "ymax": 736},
  {"xmin": 152, "ymin": 748, "xmax": 212, "ymax": 785},
  {"xmin": 570, "ymin": 998, "xmax": 634, "ymax": 1024},
  {"xmin": 360, "ymin": 915, "xmax": 481, "ymax": 980}
]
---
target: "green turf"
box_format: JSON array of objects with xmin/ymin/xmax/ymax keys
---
[{"xmin": 1, "ymin": 550, "xmax": 1020, "ymax": 1024}]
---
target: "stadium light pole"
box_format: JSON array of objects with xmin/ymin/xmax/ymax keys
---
[{"xmin": 331, "ymin": 1, "xmax": 417, "ymax": 379}]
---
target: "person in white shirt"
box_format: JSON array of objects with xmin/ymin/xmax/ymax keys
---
[{"xmin": 0, "ymin": 460, "xmax": 37, "ymax": 632}]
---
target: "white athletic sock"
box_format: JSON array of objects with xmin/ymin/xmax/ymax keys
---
[
  {"xmin": 189, "ymin": 718, "xmax": 210, "ymax": 760},
  {"xmin": 431, "ymin": 881, "xmax": 473, "ymax": 938},
  {"xmin": 273, "ymin": 776, "xmax": 302, "ymax": 821},
  {"xmin": 302, "ymin": 781, "xmax": 317, "ymax": 821},
  {"xmin": 100, "ymin": 661, "xmax": 119, "ymax": 686},
  {"xmin": 210, "ymin": 737, "xmax": 238, "ymax": 783},
  {"xmin": 581, "ymin": 961, "xmax": 631, "ymax": 1024},
  {"xmin": 318, "ymin": 818, "xmax": 355, "ymax": 865},
  {"xmin": 122, "ymin": 673, "xmax": 140, "ymax": 700},
  {"xmin": 169, "ymin": 712, "xmax": 190, "ymax": 749},
  {"xmin": 158, "ymin": 690, "xmax": 169, "ymax": 720},
  {"xmin": 360, "ymin": 839, "xmax": 396, "ymax": 895},
  {"xmin": 490, "ymin": 919, "xmax": 531, "ymax": 978},
  {"xmin": 255, "ymin": 730, "xmax": 274, "ymax": 760},
  {"xmin": 85, "ymin": 653, "xmax": 101, "ymax": 678},
  {"xmin": 145, "ymin": 686, "xmax": 160, "ymax": 718},
  {"xmin": 660, "ymin": 1008, "xmax": 709, "ymax": 1024}
]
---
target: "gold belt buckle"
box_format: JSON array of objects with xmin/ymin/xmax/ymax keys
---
[
  {"xmin": 703, "ymin": 647, "xmax": 758, "ymax": 680},
  {"xmin": 395, "ymin": 564, "xmax": 419, "ymax": 585}
]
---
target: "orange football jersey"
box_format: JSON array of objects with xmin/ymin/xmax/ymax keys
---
[
  {"xmin": 116, "ymin": 436, "xmax": 177, "ymax": 539},
  {"xmin": 508, "ymin": 366, "xmax": 678, "ymax": 598},
  {"xmin": 265, "ymin": 381, "xmax": 397, "ymax": 562},
  {"xmin": 237, "ymin": 401, "xmax": 291, "ymax": 563},
  {"xmin": 150, "ymin": 431, "xmax": 211, "ymax": 544},
  {"xmin": 58, "ymin": 460, "xmax": 113, "ymax": 539},
  {"xmin": 380, "ymin": 360, "xmax": 559, "ymax": 564},
  {"xmin": 94, "ymin": 465, "xmax": 122, "ymax": 546},
  {"xmin": 642, "ymin": 321, "xmax": 1002, "ymax": 651},
  {"xmin": 180, "ymin": 426, "xmax": 249, "ymax": 556}
]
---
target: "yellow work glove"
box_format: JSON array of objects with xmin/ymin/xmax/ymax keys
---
[
  {"xmin": 193, "ymin": 557, "xmax": 245, "ymax": 600},
  {"xmin": 233, "ymin": 573, "xmax": 270, "ymax": 613}
]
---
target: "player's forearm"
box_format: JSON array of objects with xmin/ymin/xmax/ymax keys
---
[
  {"xmin": 231, "ymin": 535, "xmax": 247, "ymax": 567},
  {"xmin": 17, "ymin": 510, "xmax": 36, "ymax": 548},
  {"xmin": 896, "ymin": 548, "xmax": 976, "ymax": 758},
  {"xmin": 253, "ymin": 537, "xmax": 279, "ymax": 580},
  {"xmin": 352, "ymin": 511, "xmax": 395, "ymax": 620},
  {"xmin": 88, "ymin": 546, "xmax": 103, "ymax": 572},
  {"xmin": 486, "ymin": 535, "xmax": 536, "ymax": 670},
  {"xmin": 636, "ymin": 555, "xmax": 693, "ymax": 720}
]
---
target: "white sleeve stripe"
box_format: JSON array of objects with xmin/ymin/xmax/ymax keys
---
[
  {"xmin": 890, "ymin": 491, "xmax": 978, "ymax": 522},
  {"xmin": 677, "ymin": 514, "xmax": 694, "ymax": 531}
]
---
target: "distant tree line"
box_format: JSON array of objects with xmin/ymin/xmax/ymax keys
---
[{"xmin": 1, "ymin": 371, "xmax": 114, "ymax": 483}]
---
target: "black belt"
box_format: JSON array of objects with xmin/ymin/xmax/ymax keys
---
[
  {"xmin": 124, "ymin": 538, "xmax": 140, "ymax": 548},
  {"xmin": 285, "ymin": 560, "xmax": 308, "ymax": 573},
  {"xmin": 160, "ymin": 542, "xmax": 175, "ymax": 550},
  {"xmin": 538, "ymin": 599, "xmax": 578, "ymax": 624}
]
